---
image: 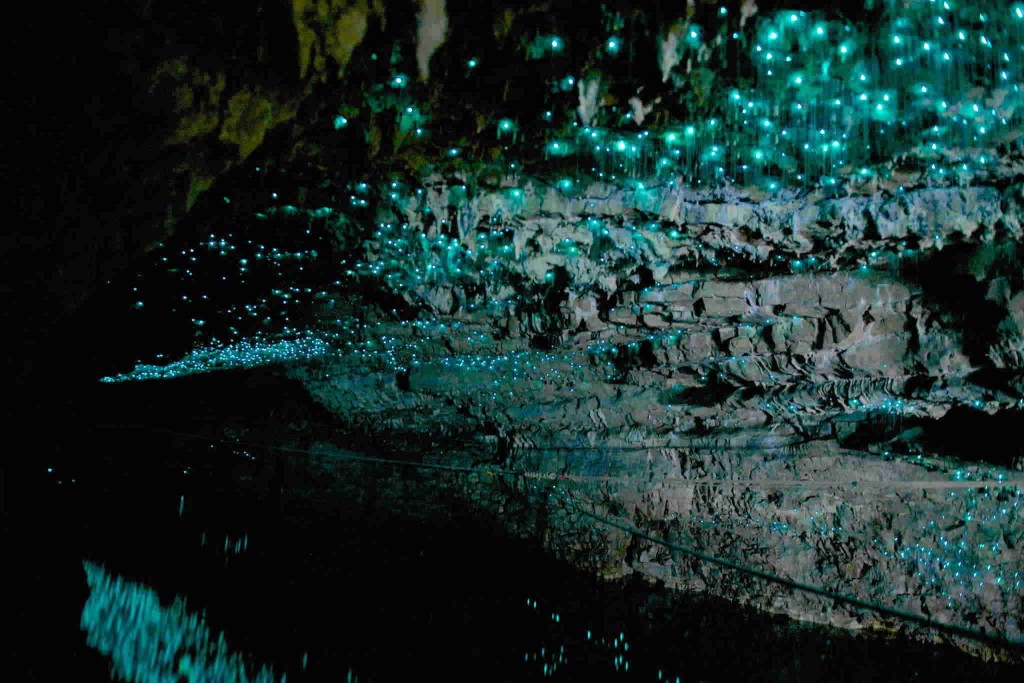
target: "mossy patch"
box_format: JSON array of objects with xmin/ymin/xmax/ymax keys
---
[
  {"xmin": 219, "ymin": 87, "xmax": 300, "ymax": 160},
  {"xmin": 293, "ymin": 0, "xmax": 371, "ymax": 82},
  {"xmin": 150, "ymin": 59, "xmax": 226, "ymax": 144}
]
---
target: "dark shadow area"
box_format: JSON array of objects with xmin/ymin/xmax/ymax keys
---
[{"xmin": 900, "ymin": 239, "xmax": 1016, "ymax": 366}]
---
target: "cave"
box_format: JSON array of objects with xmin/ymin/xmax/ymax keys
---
[{"xmin": 4, "ymin": 1, "xmax": 1024, "ymax": 680}]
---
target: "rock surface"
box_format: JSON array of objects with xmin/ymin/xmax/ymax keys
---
[{"xmin": 276, "ymin": 177, "xmax": 1024, "ymax": 657}]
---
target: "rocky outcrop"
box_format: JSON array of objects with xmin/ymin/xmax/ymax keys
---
[
  {"xmin": 233, "ymin": 175, "xmax": 1018, "ymax": 658},
  {"xmin": 93, "ymin": 162, "xmax": 1024, "ymax": 656}
]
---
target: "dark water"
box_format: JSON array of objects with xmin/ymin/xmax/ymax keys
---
[{"xmin": 5, "ymin": 278, "xmax": 1023, "ymax": 683}]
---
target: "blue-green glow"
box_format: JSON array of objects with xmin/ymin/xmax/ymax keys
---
[{"xmin": 82, "ymin": 562, "xmax": 286, "ymax": 683}]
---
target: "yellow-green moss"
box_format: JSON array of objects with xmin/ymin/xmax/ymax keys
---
[
  {"xmin": 185, "ymin": 173, "xmax": 216, "ymax": 212},
  {"xmin": 293, "ymin": 0, "xmax": 370, "ymax": 81},
  {"xmin": 151, "ymin": 59, "xmax": 226, "ymax": 143},
  {"xmin": 219, "ymin": 87, "xmax": 299, "ymax": 160}
]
